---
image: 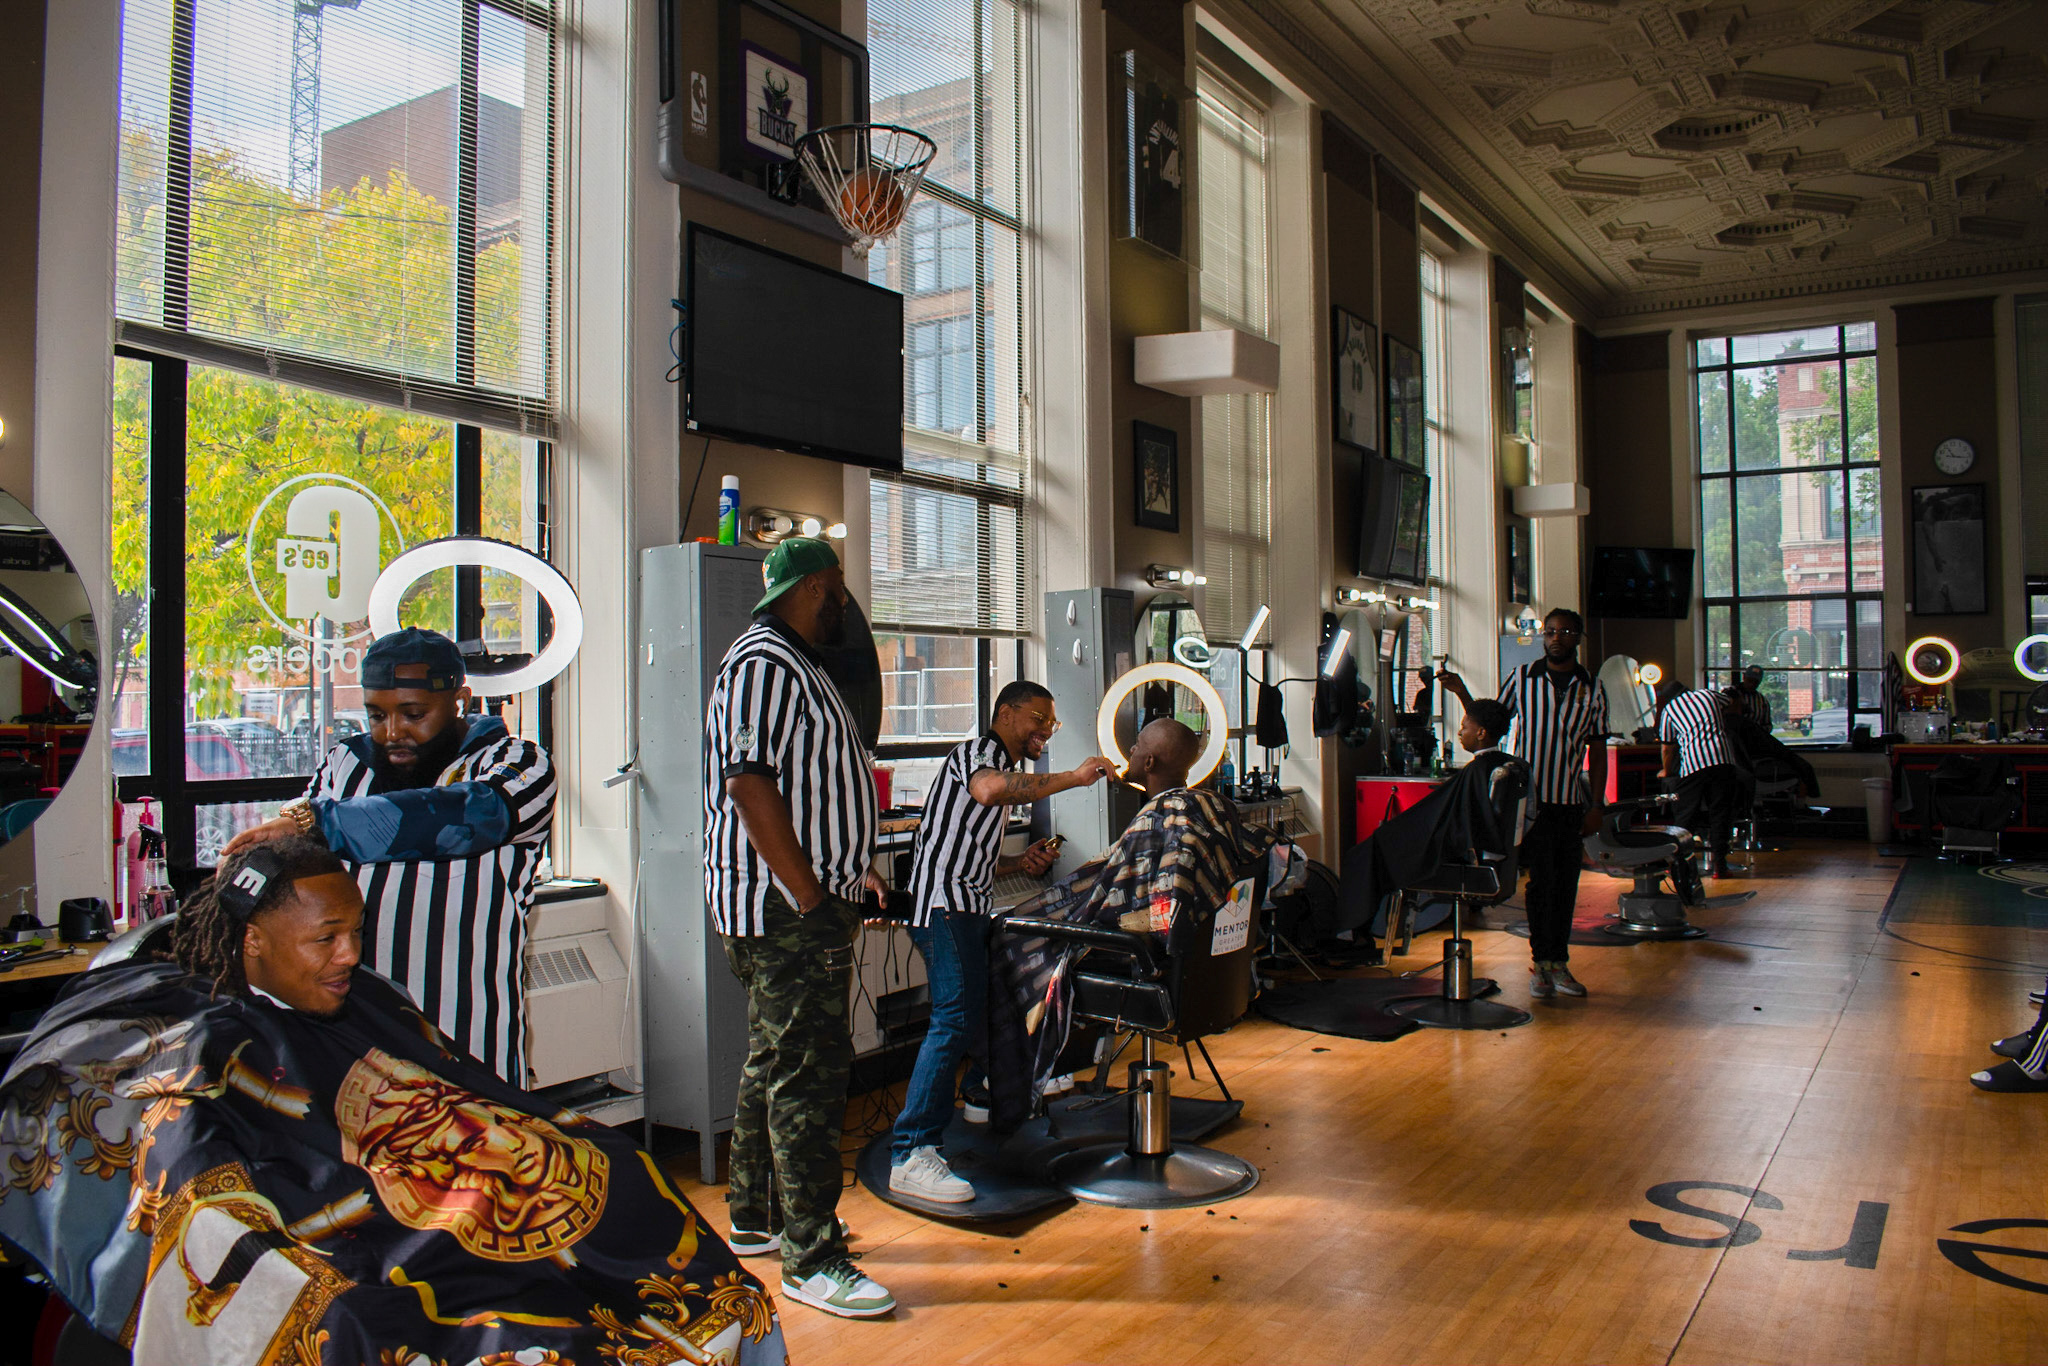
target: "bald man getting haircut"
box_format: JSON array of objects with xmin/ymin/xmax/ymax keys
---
[{"xmin": 1122, "ymin": 717, "xmax": 1202, "ymax": 797}]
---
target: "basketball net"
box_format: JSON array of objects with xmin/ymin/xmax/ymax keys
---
[{"xmin": 793, "ymin": 123, "xmax": 938, "ymax": 257}]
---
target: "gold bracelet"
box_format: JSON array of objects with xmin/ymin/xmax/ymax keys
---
[{"xmin": 281, "ymin": 799, "xmax": 316, "ymax": 835}]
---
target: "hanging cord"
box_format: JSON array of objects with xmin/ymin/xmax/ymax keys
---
[
  {"xmin": 680, "ymin": 435, "xmax": 713, "ymax": 537},
  {"xmin": 665, "ymin": 297, "xmax": 685, "ymax": 382}
]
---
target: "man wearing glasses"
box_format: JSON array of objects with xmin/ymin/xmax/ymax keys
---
[
  {"xmin": 887, "ymin": 682, "xmax": 1114, "ymax": 1204},
  {"xmin": 1442, "ymin": 608, "xmax": 1608, "ymax": 1000}
]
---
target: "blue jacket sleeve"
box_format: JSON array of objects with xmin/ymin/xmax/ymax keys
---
[{"xmin": 309, "ymin": 783, "xmax": 514, "ymax": 863}]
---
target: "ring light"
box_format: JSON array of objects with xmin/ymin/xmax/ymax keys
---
[
  {"xmin": 1097, "ymin": 662, "xmax": 1229, "ymax": 788},
  {"xmin": 1171, "ymin": 635, "xmax": 1215, "ymax": 671},
  {"xmin": 367, "ymin": 537, "xmax": 585, "ymax": 696},
  {"xmin": 1904, "ymin": 635, "xmax": 1959, "ymax": 687},
  {"xmin": 2015, "ymin": 635, "xmax": 2048, "ymax": 684},
  {"xmin": 1638, "ymin": 662, "xmax": 1663, "ymax": 687}
]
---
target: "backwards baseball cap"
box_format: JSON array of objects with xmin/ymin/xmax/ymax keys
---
[
  {"xmin": 361, "ymin": 627, "xmax": 466, "ymax": 692},
  {"xmin": 754, "ymin": 537, "xmax": 841, "ymax": 614}
]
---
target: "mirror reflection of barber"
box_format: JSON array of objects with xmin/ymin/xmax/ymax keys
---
[
  {"xmin": 1440, "ymin": 608, "xmax": 1608, "ymax": 1000},
  {"xmin": 887, "ymin": 683, "xmax": 1114, "ymax": 1205},
  {"xmin": 224, "ymin": 627, "xmax": 557, "ymax": 1084}
]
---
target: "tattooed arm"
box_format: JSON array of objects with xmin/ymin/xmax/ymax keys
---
[{"xmin": 968, "ymin": 756, "xmax": 1115, "ymax": 807}]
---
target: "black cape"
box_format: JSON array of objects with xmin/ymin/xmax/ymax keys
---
[{"xmin": 1328, "ymin": 751, "xmax": 1519, "ymax": 938}]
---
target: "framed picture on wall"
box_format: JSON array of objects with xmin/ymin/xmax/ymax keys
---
[
  {"xmin": 1115, "ymin": 51, "xmax": 1185, "ymax": 261},
  {"xmin": 1333, "ymin": 308, "xmax": 1379, "ymax": 453},
  {"xmin": 1133, "ymin": 420, "xmax": 1180, "ymax": 532},
  {"xmin": 1911, "ymin": 483, "xmax": 1988, "ymax": 615},
  {"xmin": 1385, "ymin": 335, "xmax": 1425, "ymax": 468}
]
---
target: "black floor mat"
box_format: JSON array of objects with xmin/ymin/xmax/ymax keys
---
[
  {"xmin": 1254, "ymin": 974, "xmax": 1499, "ymax": 1041},
  {"xmin": 855, "ymin": 1093, "xmax": 1244, "ymax": 1222}
]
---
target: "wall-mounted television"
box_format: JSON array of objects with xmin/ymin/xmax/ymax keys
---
[
  {"xmin": 1589, "ymin": 545, "xmax": 1695, "ymax": 620},
  {"xmin": 1355, "ymin": 454, "xmax": 1430, "ymax": 585},
  {"xmin": 684, "ymin": 223, "xmax": 905, "ymax": 471}
]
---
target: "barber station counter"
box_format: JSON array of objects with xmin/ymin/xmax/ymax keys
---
[{"xmin": 1889, "ymin": 742, "xmax": 2048, "ymax": 837}]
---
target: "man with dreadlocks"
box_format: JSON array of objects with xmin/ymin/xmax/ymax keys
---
[{"xmin": 0, "ymin": 843, "xmax": 786, "ymax": 1365}]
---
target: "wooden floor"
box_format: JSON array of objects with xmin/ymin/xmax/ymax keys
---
[{"xmin": 669, "ymin": 842, "xmax": 2048, "ymax": 1364}]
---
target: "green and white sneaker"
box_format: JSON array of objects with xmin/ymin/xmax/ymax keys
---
[
  {"xmin": 727, "ymin": 1216, "xmax": 852, "ymax": 1258},
  {"xmin": 782, "ymin": 1260, "xmax": 896, "ymax": 1318}
]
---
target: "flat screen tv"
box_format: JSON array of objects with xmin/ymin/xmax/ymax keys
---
[
  {"xmin": 684, "ymin": 224, "xmax": 905, "ymax": 471},
  {"xmin": 1589, "ymin": 545, "xmax": 1695, "ymax": 620},
  {"xmin": 1356, "ymin": 455, "xmax": 1430, "ymax": 585}
]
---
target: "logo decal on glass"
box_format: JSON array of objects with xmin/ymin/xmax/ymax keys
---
[{"xmin": 244, "ymin": 473, "xmax": 406, "ymax": 644}]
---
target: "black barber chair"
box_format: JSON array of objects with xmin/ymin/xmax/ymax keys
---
[
  {"xmin": 1583, "ymin": 797, "xmax": 1754, "ymax": 938},
  {"xmin": 1729, "ymin": 758, "xmax": 1800, "ymax": 870},
  {"xmin": 1930, "ymin": 753, "xmax": 2020, "ymax": 862},
  {"xmin": 1388, "ymin": 761, "xmax": 1532, "ymax": 1030},
  {"xmin": 1000, "ymin": 858, "xmax": 1265, "ymax": 1208}
]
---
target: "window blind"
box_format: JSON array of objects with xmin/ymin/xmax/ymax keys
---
[
  {"xmin": 116, "ymin": 0, "xmax": 557, "ymax": 436},
  {"xmin": 1196, "ymin": 68, "xmax": 1272, "ymax": 644},
  {"xmin": 864, "ymin": 0, "xmax": 1033, "ymax": 637}
]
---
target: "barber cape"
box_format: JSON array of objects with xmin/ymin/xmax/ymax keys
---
[
  {"xmin": 0, "ymin": 962, "xmax": 784, "ymax": 1366},
  {"xmin": 1328, "ymin": 750, "xmax": 1521, "ymax": 939},
  {"xmin": 986, "ymin": 788, "xmax": 1299, "ymax": 1134}
]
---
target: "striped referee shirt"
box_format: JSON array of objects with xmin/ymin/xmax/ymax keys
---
[
  {"xmin": 704, "ymin": 615, "xmax": 878, "ymax": 937},
  {"xmin": 1496, "ymin": 660, "xmax": 1610, "ymax": 807},
  {"xmin": 1721, "ymin": 686, "xmax": 1771, "ymax": 729},
  {"xmin": 1660, "ymin": 688, "xmax": 1734, "ymax": 777},
  {"xmin": 907, "ymin": 732, "xmax": 1016, "ymax": 925},
  {"xmin": 304, "ymin": 716, "xmax": 555, "ymax": 1083}
]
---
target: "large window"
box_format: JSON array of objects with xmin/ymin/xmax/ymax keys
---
[
  {"xmin": 1194, "ymin": 63, "xmax": 1271, "ymax": 644},
  {"xmin": 864, "ymin": 0, "xmax": 1031, "ymax": 643},
  {"xmin": 1694, "ymin": 324, "xmax": 1883, "ymax": 742},
  {"xmin": 1391, "ymin": 250, "xmax": 1455, "ymax": 714},
  {"xmin": 113, "ymin": 0, "xmax": 557, "ymax": 862}
]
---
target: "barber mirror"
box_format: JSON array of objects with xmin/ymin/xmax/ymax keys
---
[
  {"xmin": 1596, "ymin": 654, "xmax": 1656, "ymax": 740},
  {"xmin": 1116, "ymin": 592, "xmax": 1218, "ymax": 758},
  {"xmin": 0, "ymin": 489, "xmax": 101, "ymax": 899},
  {"xmin": 1313, "ymin": 608, "xmax": 1378, "ymax": 746}
]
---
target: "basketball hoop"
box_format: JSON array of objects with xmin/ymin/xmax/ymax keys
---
[{"xmin": 794, "ymin": 123, "xmax": 937, "ymax": 257}]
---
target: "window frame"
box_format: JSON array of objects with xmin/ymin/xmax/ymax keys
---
[
  {"xmin": 113, "ymin": 346, "xmax": 555, "ymax": 865},
  {"xmin": 1692, "ymin": 324, "xmax": 1884, "ymax": 741}
]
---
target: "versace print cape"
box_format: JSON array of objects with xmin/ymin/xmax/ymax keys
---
[{"xmin": 0, "ymin": 961, "xmax": 785, "ymax": 1366}]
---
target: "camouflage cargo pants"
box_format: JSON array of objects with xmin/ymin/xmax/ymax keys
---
[{"xmin": 720, "ymin": 887, "xmax": 860, "ymax": 1281}]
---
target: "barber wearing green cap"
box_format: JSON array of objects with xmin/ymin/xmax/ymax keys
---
[{"xmin": 702, "ymin": 537, "xmax": 893, "ymax": 1319}]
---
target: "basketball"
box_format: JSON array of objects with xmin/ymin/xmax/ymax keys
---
[{"xmin": 839, "ymin": 168, "xmax": 908, "ymax": 235}]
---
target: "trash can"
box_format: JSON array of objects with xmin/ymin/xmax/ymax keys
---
[{"xmin": 1862, "ymin": 777, "xmax": 1893, "ymax": 844}]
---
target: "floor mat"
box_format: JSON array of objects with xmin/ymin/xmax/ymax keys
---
[
  {"xmin": 1254, "ymin": 974, "xmax": 1499, "ymax": 1041},
  {"xmin": 1885, "ymin": 857, "xmax": 2048, "ymax": 929}
]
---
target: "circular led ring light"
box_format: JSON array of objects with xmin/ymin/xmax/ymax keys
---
[
  {"xmin": 367, "ymin": 537, "xmax": 585, "ymax": 696},
  {"xmin": 1904, "ymin": 635, "xmax": 1960, "ymax": 687},
  {"xmin": 2015, "ymin": 634, "xmax": 2048, "ymax": 684},
  {"xmin": 1097, "ymin": 662, "xmax": 1230, "ymax": 788},
  {"xmin": 1638, "ymin": 662, "xmax": 1663, "ymax": 687},
  {"xmin": 1171, "ymin": 635, "xmax": 1216, "ymax": 671}
]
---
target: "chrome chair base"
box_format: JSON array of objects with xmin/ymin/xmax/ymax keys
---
[
  {"xmin": 1389, "ymin": 994, "xmax": 1533, "ymax": 1029},
  {"xmin": 1049, "ymin": 1145, "xmax": 1259, "ymax": 1209}
]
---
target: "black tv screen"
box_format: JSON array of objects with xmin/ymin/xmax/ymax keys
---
[
  {"xmin": 1355, "ymin": 453, "xmax": 1398, "ymax": 580},
  {"xmin": 684, "ymin": 224, "xmax": 905, "ymax": 471},
  {"xmin": 1386, "ymin": 468, "xmax": 1430, "ymax": 585},
  {"xmin": 1589, "ymin": 546, "xmax": 1695, "ymax": 619}
]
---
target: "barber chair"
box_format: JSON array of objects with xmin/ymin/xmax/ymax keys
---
[
  {"xmin": 1000, "ymin": 859, "xmax": 1265, "ymax": 1208},
  {"xmin": 1583, "ymin": 798, "xmax": 1753, "ymax": 939},
  {"xmin": 1388, "ymin": 762, "xmax": 1532, "ymax": 1030},
  {"xmin": 1728, "ymin": 759, "xmax": 1800, "ymax": 871},
  {"xmin": 1930, "ymin": 754, "xmax": 2020, "ymax": 862}
]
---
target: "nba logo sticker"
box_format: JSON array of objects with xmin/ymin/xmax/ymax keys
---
[
  {"xmin": 741, "ymin": 43, "xmax": 807, "ymax": 160},
  {"xmin": 736, "ymin": 725, "xmax": 757, "ymax": 750}
]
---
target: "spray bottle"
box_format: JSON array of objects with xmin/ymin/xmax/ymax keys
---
[{"xmin": 716, "ymin": 475, "xmax": 740, "ymax": 545}]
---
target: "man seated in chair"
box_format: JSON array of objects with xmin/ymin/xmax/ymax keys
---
[
  {"xmin": 0, "ymin": 839, "xmax": 786, "ymax": 1366},
  {"xmin": 1328, "ymin": 698, "xmax": 1521, "ymax": 946},
  {"xmin": 984, "ymin": 719, "xmax": 1299, "ymax": 1135}
]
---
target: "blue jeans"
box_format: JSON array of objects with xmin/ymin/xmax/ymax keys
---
[{"xmin": 890, "ymin": 907, "xmax": 990, "ymax": 1161}]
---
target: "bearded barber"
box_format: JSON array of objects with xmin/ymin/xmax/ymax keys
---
[
  {"xmin": 223, "ymin": 627, "xmax": 557, "ymax": 1083},
  {"xmin": 887, "ymin": 682, "xmax": 1114, "ymax": 1204},
  {"xmin": 1441, "ymin": 607, "xmax": 1608, "ymax": 1001}
]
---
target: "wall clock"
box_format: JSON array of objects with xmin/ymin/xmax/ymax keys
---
[{"xmin": 1934, "ymin": 437, "xmax": 1976, "ymax": 476}]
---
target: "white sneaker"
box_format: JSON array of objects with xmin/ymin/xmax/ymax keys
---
[
  {"xmin": 1040, "ymin": 1072, "xmax": 1076, "ymax": 1097},
  {"xmin": 781, "ymin": 1261, "xmax": 896, "ymax": 1318},
  {"xmin": 889, "ymin": 1145, "xmax": 974, "ymax": 1203}
]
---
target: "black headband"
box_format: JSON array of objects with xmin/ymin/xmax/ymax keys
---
[{"xmin": 216, "ymin": 846, "xmax": 287, "ymax": 924}]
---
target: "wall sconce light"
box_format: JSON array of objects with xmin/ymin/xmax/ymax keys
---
[
  {"xmin": 1144, "ymin": 564, "xmax": 1206, "ymax": 589},
  {"xmin": 748, "ymin": 508, "xmax": 848, "ymax": 544},
  {"xmin": 1501, "ymin": 326, "xmax": 1533, "ymax": 359},
  {"xmin": 1398, "ymin": 594, "xmax": 1438, "ymax": 611},
  {"xmin": 1335, "ymin": 587, "xmax": 1392, "ymax": 606}
]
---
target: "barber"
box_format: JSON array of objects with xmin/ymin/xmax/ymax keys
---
[
  {"xmin": 1656, "ymin": 678, "xmax": 1742, "ymax": 879},
  {"xmin": 1720, "ymin": 665, "xmax": 1772, "ymax": 730},
  {"xmin": 702, "ymin": 537, "xmax": 893, "ymax": 1321},
  {"xmin": 224, "ymin": 628, "xmax": 556, "ymax": 1082},
  {"xmin": 887, "ymin": 682, "xmax": 1114, "ymax": 1204},
  {"xmin": 1441, "ymin": 607, "xmax": 1608, "ymax": 1001}
]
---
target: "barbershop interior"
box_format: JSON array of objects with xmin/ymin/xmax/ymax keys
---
[{"xmin": 2, "ymin": 0, "xmax": 2048, "ymax": 1362}]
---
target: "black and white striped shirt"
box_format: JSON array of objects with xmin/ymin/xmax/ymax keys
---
[
  {"xmin": 305, "ymin": 718, "xmax": 555, "ymax": 1083},
  {"xmin": 1660, "ymin": 688, "xmax": 1734, "ymax": 777},
  {"xmin": 704, "ymin": 616, "xmax": 878, "ymax": 937},
  {"xmin": 1497, "ymin": 661, "xmax": 1610, "ymax": 807},
  {"xmin": 907, "ymin": 733, "xmax": 1015, "ymax": 925},
  {"xmin": 1721, "ymin": 686, "xmax": 1771, "ymax": 729}
]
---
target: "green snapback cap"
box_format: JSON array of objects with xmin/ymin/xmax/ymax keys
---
[{"xmin": 754, "ymin": 536, "xmax": 841, "ymax": 613}]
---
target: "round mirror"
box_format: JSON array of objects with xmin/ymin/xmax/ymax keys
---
[
  {"xmin": 1597, "ymin": 654, "xmax": 1657, "ymax": 740},
  {"xmin": 0, "ymin": 490, "xmax": 99, "ymax": 876},
  {"xmin": 1117, "ymin": 592, "xmax": 1218, "ymax": 759}
]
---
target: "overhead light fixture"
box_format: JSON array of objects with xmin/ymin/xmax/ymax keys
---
[
  {"xmin": 368, "ymin": 537, "xmax": 585, "ymax": 696},
  {"xmin": 748, "ymin": 508, "xmax": 848, "ymax": 544},
  {"xmin": 1904, "ymin": 635, "xmax": 1960, "ymax": 687},
  {"xmin": 1238, "ymin": 604, "xmax": 1271, "ymax": 651},
  {"xmin": 1144, "ymin": 563, "xmax": 1205, "ymax": 588},
  {"xmin": 2015, "ymin": 635, "xmax": 2048, "ymax": 684},
  {"xmin": 1097, "ymin": 662, "xmax": 1230, "ymax": 787},
  {"xmin": 1321, "ymin": 626, "xmax": 1352, "ymax": 679}
]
